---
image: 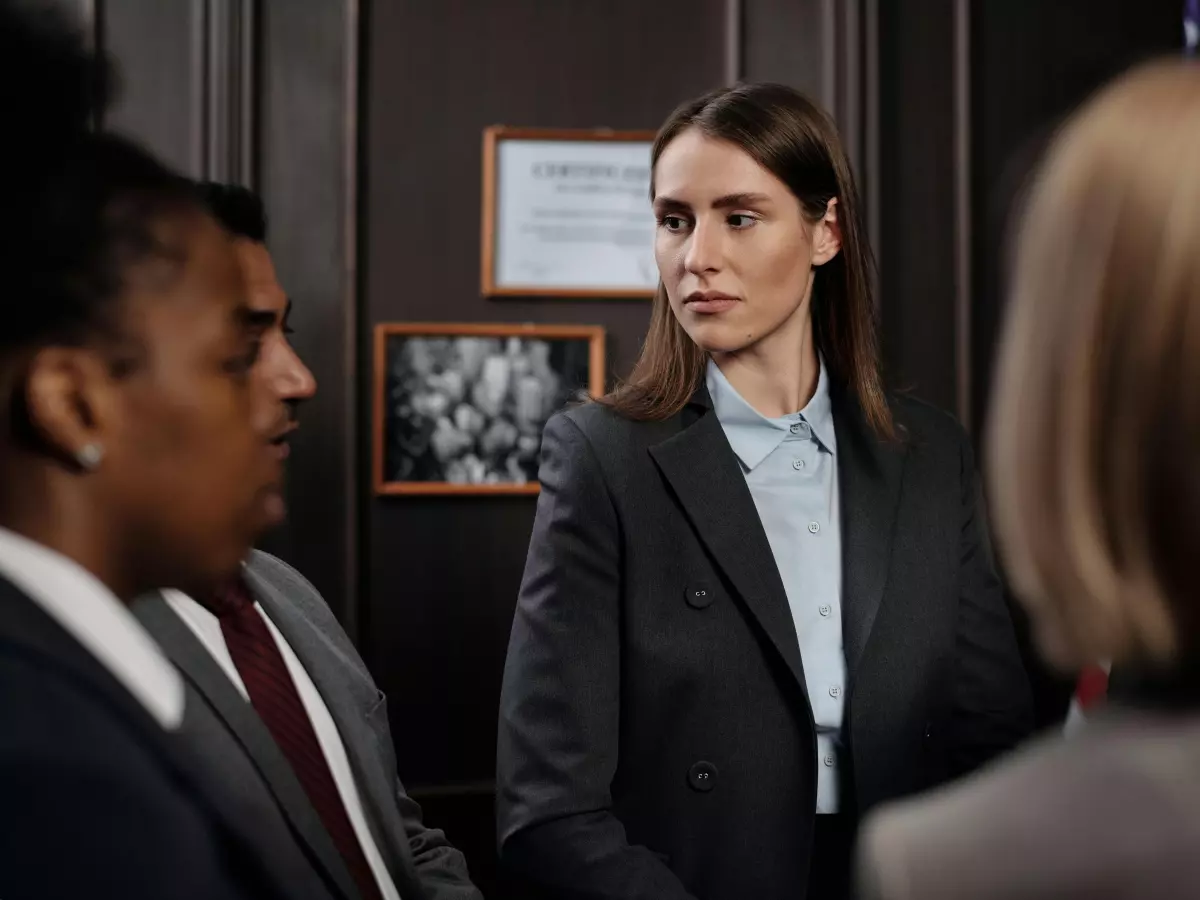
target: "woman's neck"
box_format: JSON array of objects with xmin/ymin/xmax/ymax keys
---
[{"xmin": 711, "ymin": 314, "xmax": 819, "ymax": 417}]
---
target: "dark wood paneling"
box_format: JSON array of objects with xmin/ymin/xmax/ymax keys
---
[
  {"xmin": 257, "ymin": 0, "xmax": 360, "ymax": 630},
  {"xmin": 875, "ymin": 0, "xmax": 958, "ymax": 412},
  {"xmin": 100, "ymin": 0, "xmax": 257, "ymax": 183},
  {"xmin": 968, "ymin": 0, "xmax": 1182, "ymax": 437},
  {"xmin": 741, "ymin": 0, "xmax": 828, "ymax": 94},
  {"xmin": 98, "ymin": 0, "xmax": 203, "ymax": 175}
]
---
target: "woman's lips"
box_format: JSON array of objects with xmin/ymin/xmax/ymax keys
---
[{"xmin": 684, "ymin": 294, "xmax": 739, "ymax": 314}]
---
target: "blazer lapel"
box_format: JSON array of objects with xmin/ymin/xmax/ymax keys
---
[
  {"xmin": 246, "ymin": 568, "xmax": 422, "ymax": 897},
  {"xmin": 649, "ymin": 396, "xmax": 809, "ymax": 699},
  {"xmin": 132, "ymin": 593, "xmax": 362, "ymax": 900},
  {"xmin": 833, "ymin": 390, "xmax": 908, "ymax": 681}
]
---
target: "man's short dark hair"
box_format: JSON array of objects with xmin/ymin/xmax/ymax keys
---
[{"xmin": 197, "ymin": 182, "xmax": 267, "ymax": 243}]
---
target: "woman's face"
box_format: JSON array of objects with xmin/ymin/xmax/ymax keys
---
[{"xmin": 652, "ymin": 128, "xmax": 841, "ymax": 356}]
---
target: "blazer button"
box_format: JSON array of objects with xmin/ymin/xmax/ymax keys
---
[
  {"xmin": 687, "ymin": 760, "xmax": 718, "ymax": 792},
  {"xmin": 685, "ymin": 585, "xmax": 715, "ymax": 609}
]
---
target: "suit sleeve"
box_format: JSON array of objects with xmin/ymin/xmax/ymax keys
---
[
  {"xmin": 391, "ymin": 775, "xmax": 483, "ymax": 900},
  {"xmin": 947, "ymin": 430, "xmax": 1035, "ymax": 776},
  {"xmin": 496, "ymin": 413, "xmax": 699, "ymax": 900}
]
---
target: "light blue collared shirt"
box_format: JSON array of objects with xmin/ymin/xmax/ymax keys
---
[{"xmin": 707, "ymin": 358, "xmax": 845, "ymax": 814}]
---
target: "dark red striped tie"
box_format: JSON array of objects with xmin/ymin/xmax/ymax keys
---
[{"xmin": 211, "ymin": 578, "xmax": 384, "ymax": 900}]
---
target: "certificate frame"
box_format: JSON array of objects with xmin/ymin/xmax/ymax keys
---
[
  {"xmin": 480, "ymin": 126, "xmax": 659, "ymax": 299},
  {"xmin": 373, "ymin": 321, "xmax": 606, "ymax": 496}
]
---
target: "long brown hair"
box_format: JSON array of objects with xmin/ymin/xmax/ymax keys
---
[{"xmin": 600, "ymin": 82, "xmax": 893, "ymax": 439}]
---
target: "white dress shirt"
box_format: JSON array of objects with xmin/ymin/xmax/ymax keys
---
[
  {"xmin": 162, "ymin": 589, "xmax": 401, "ymax": 900},
  {"xmin": 0, "ymin": 526, "xmax": 184, "ymax": 729}
]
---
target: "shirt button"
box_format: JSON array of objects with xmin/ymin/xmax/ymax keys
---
[
  {"xmin": 819, "ymin": 604, "xmax": 831, "ymax": 617},
  {"xmin": 829, "ymin": 685, "xmax": 841, "ymax": 698},
  {"xmin": 823, "ymin": 754, "xmax": 836, "ymax": 767},
  {"xmin": 789, "ymin": 422, "xmax": 802, "ymax": 434},
  {"xmin": 808, "ymin": 521, "xmax": 820, "ymax": 534},
  {"xmin": 792, "ymin": 459, "xmax": 805, "ymax": 471}
]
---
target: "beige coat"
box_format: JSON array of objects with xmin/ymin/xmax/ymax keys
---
[{"xmin": 856, "ymin": 713, "xmax": 1200, "ymax": 900}]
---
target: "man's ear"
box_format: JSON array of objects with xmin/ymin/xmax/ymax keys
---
[{"xmin": 811, "ymin": 197, "xmax": 842, "ymax": 267}]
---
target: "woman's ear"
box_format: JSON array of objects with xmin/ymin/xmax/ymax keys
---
[
  {"xmin": 23, "ymin": 347, "xmax": 113, "ymax": 470},
  {"xmin": 811, "ymin": 198, "xmax": 842, "ymax": 266}
]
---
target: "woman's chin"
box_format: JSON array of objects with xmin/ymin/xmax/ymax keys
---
[{"xmin": 683, "ymin": 322, "xmax": 754, "ymax": 356}]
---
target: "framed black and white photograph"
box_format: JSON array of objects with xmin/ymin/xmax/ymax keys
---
[
  {"xmin": 480, "ymin": 126, "xmax": 658, "ymax": 298},
  {"xmin": 373, "ymin": 322, "xmax": 606, "ymax": 495}
]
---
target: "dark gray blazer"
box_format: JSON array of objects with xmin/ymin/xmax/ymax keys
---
[
  {"xmin": 496, "ymin": 385, "xmax": 1034, "ymax": 900},
  {"xmin": 132, "ymin": 551, "xmax": 482, "ymax": 900},
  {"xmin": 856, "ymin": 712, "xmax": 1200, "ymax": 900}
]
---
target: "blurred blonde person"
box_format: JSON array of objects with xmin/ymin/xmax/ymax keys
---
[{"xmin": 857, "ymin": 59, "xmax": 1200, "ymax": 900}]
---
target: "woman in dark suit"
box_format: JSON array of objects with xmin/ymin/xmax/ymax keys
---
[{"xmin": 496, "ymin": 82, "xmax": 1033, "ymax": 900}]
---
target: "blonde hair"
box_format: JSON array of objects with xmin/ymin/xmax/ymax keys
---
[{"xmin": 989, "ymin": 59, "xmax": 1200, "ymax": 671}]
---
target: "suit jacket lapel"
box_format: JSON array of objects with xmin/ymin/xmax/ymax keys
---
[
  {"xmin": 649, "ymin": 397, "xmax": 809, "ymax": 700},
  {"xmin": 833, "ymin": 389, "xmax": 907, "ymax": 681},
  {"xmin": 245, "ymin": 567, "xmax": 422, "ymax": 897},
  {"xmin": 132, "ymin": 593, "xmax": 362, "ymax": 900}
]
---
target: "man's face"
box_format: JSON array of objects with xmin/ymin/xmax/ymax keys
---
[
  {"xmin": 235, "ymin": 238, "xmax": 317, "ymax": 426},
  {"xmin": 95, "ymin": 212, "xmax": 288, "ymax": 596}
]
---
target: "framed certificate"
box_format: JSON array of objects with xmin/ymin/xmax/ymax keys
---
[{"xmin": 481, "ymin": 126, "xmax": 659, "ymax": 298}]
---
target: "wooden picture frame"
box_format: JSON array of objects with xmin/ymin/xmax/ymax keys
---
[
  {"xmin": 373, "ymin": 322, "xmax": 606, "ymax": 495},
  {"xmin": 480, "ymin": 126, "xmax": 659, "ymax": 298}
]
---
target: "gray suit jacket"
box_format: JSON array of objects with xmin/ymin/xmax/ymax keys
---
[
  {"xmin": 132, "ymin": 550, "xmax": 482, "ymax": 900},
  {"xmin": 856, "ymin": 712, "xmax": 1200, "ymax": 900}
]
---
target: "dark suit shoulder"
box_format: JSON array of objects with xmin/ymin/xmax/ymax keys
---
[
  {"xmin": 0, "ymin": 649, "xmax": 255, "ymax": 900},
  {"xmin": 0, "ymin": 643, "xmax": 150, "ymax": 760},
  {"xmin": 887, "ymin": 392, "xmax": 969, "ymax": 450},
  {"xmin": 556, "ymin": 400, "xmax": 683, "ymax": 457},
  {"xmin": 245, "ymin": 550, "xmax": 346, "ymax": 633},
  {"xmin": 243, "ymin": 550, "xmax": 371, "ymax": 696},
  {"xmin": 247, "ymin": 549, "xmax": 322, "ymax": 598}
]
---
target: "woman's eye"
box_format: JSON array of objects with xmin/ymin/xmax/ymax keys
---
[
  {"xmin": 728, "ymin": 214, "xmax": 756, "ymax": 229},
  {"xmin": 658, "ymin": 215, "xmax": 688, "ymax": 232}
]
